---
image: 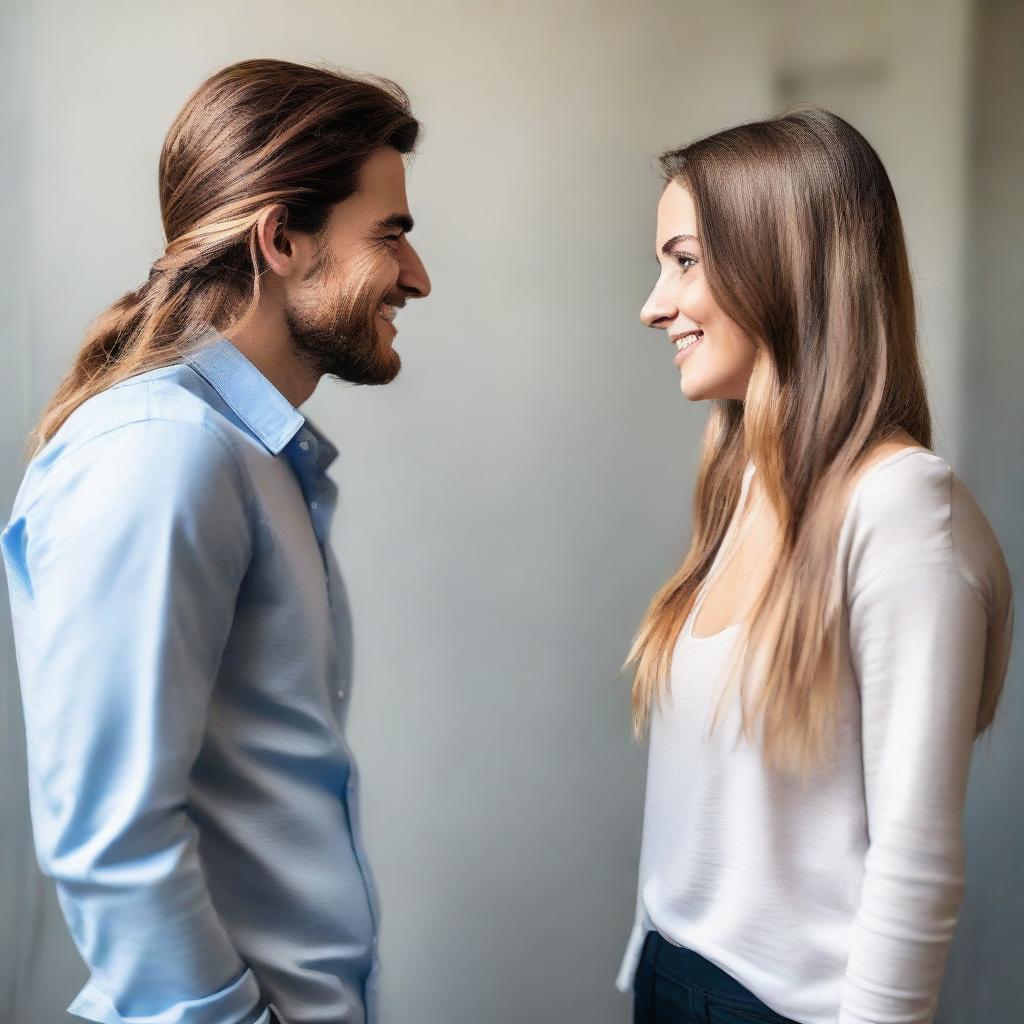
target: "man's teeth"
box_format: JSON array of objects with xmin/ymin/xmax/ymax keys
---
[
  {"xmin": 378, "ymin": 303, "xmax": 397, "ymax": 322},
  {"xmin": 675, "ymin": 331, "xmax": 703, "ymax": 351}
]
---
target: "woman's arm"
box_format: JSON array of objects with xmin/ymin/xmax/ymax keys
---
[{"xmin": 840, "ymin": 547, "xmax": 989, "ymax": 1024}]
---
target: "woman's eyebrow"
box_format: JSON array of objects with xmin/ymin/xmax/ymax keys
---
[{"xmin": 661, "ymin": 233, "xmax": 698, "ymax": 255}]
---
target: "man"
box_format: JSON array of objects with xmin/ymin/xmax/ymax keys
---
[{"xmin": 2, "ymin": 58, "xmax": 430, "ymax": 1024}]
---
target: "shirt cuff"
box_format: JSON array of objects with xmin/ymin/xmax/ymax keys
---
[
  {"xmin": 615, "ymin": 921, "xmax": 650, "ymax": 994},
  {"xmin": 68, "ymin": 965, "xmax": 264, "ymax": 1024}
]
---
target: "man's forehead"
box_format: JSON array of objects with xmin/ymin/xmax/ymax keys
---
[
  {"xmin": 355, "ymin": 147, "xmax": 410, "ymax": 205},
  {"xmin": 331, "ymin": 148, "xmax": 412, "ymax": 229}
]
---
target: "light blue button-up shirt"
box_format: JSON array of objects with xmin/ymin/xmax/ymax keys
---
[{"xmin": 2, "ymin": 328, "xmax": 380, "ymax": 1024}]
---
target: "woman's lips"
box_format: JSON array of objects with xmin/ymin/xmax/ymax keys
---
[{"xmin": 673, "ymin": 330, "xmax": 703, "ymax": 366}]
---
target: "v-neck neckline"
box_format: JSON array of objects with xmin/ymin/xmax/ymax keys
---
[
  {"xmin": 686, "ymin": 458, "xmax": 759, "ymax": 644},
  {"xmin": 683, "ymin": 447, "xmax": 938, "ymax": 645}
]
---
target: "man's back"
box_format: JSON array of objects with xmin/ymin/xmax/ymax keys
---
[{"xmin": 3, "ymin": 330, "xmax": 378, "ymax": 1024}]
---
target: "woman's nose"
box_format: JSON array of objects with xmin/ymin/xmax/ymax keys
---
[{"xmin": 641, "ymin": 284, "xmax": 676, "ymax": 329}]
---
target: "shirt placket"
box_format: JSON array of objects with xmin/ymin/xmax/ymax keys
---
[
  {"xmin": 294, "ymin": 435, "xmax": 330, "ymax": 565},
  {"xmin": 289, "ymin": 428, "xmax": 382, "ymax": 1015},
  {"xmin": 290, "ymin": 433, "xmax": 345, "ymax": 707}
]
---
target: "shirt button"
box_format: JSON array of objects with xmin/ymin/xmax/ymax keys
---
[
  {"xmin": 299, "ymin": 440, "xmax": 310, "ymax": 451},
  {"xmin": 336, "ymin": 687, "xmax": 345, "ymax": 698},
  {"xmin": 311, "ymin": 501, "xmax": 319, "ymax": 511}
]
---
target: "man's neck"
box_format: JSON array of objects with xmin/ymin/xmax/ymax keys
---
[{"xmin": 223, "ymin": 304, "xmax": 319, "ymax": 408}]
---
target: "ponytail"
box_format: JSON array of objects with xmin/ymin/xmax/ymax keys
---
[{"xmin": 25, "ymin": 264, "xmax": 236, "ymax": 459}]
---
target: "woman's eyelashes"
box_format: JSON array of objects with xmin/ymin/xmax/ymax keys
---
[{"xmin": 672, "ymin": 251, "xmax": 698, "ymax": 273}]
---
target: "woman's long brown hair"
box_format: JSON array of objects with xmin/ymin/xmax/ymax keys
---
[
  {"xmin": 627, "ymin": 106, "xmax": 1002, "ymax": 781},
  {"xmin": 28, "ymin": 57, "xmax": 419, "ymax": 458}
]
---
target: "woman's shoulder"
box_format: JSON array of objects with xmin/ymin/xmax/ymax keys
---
[
  {"xmin": 847, "ymin": 445, "xmax": 950, "ymax": 527},
  {"xmin": 842, "ymin": 445, "xmax": 1012, "ymax": 615}
]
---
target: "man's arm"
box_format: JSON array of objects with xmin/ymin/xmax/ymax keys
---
[{"xmin": 5, "ymin": 417, "xmax": 271, "ymax": 1024}]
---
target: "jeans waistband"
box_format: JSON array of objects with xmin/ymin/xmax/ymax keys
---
[{"xmin": 642, "ymin": 929, "xmax": 781, "ymax": 1015}]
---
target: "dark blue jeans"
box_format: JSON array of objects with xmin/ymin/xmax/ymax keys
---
[{"xmin": 633, "ymin": 930, "xmax": 800, "ymax": 1024}]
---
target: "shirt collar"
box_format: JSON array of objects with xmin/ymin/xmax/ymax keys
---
[
  {"xmin": 300, "ymin": 416, "xmax": 339, "ymax": 472},
  {"xmin": 183, "ymin": 327, "xmax": 307, "ymax": 456}
]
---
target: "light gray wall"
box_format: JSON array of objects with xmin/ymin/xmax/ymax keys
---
[
  {"xmin": 939, "ymin": 1, "xmax": 1024, "ymax": 1020},
  {"xmin": 1, "ymin": 2, "xmax": 35, "ymax": 1022},
  {"xmin": 1, "ymin": 2, "xmax": 1018, "ymax": 1023}
]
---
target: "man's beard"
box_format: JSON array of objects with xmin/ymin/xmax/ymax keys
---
[{"xmin": 285, "ymin": 252, "xmax": 400, "ymax": 386}]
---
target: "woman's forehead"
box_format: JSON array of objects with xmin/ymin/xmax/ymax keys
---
[{"xmin": 657, "ymin": 182, "xmax": 699, "ymax": 241}]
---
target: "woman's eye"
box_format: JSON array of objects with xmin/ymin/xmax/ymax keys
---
[{"xmin": 673, "ymin": 253, "xmax": 697, "ymax": 272}]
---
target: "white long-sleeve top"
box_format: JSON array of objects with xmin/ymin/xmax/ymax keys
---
[{"xmin": 616, "ymin": 448, "xmax": 1015, "ymax": 1024}]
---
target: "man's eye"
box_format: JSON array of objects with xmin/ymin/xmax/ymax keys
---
[{"xmin": 383, "ymin": 234, "xmax": 403, "ymax": 244}]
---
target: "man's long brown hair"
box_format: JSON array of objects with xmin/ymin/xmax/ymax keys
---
[
  {"xmin": 28, "ymin": 57, "xmax": 419, "ymax": 458},
  {"xmin": 627, "ymin": 106, "xmax": 1004, "ymax": 780}
]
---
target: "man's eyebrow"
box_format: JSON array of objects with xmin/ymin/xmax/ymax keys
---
[{"xmin": 374, "ymin": 213, "xmax": 414, "ymax": 234}]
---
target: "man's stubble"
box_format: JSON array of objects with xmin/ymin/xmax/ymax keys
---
[{"xmin": 285, "ymin": 243, "xmax": 401, "ymax": 386}]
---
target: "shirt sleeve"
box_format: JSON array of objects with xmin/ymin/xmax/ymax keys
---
[
  {"xmin": 10, "ymin": 418, "xmax": 268, "ymax": 1024},
  {"xmin": 839, "ymin": 536, "xmax": 989, "ymax": 1023}
]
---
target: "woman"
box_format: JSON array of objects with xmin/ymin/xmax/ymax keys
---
[{"xmin": 617, "ymin": 107, "xmax": 1014, "ymax": 1024}]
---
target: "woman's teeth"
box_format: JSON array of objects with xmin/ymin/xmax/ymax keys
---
[{"xmin": 675, "ymin": 331, "xmax": 703, "ymax": 351}]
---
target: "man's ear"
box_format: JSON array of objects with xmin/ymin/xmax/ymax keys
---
[{"xmin": 255, "ymin": 203, "xmax": 296, "ymax": 277}]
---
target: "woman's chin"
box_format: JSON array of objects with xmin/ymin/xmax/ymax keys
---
[{"xmin": 679, "ymin": 374, "xmax": 705, "ymax": 401}]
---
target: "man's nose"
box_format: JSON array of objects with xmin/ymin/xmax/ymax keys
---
[{"xmin": 398, "ymin": 242, "xmax": 431, "ymax": 299}]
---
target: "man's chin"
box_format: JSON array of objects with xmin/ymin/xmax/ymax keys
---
[
  {"xmin": 287, "ymin": 310, "xmax": 402, "ymax": 385},
  {"xmin": 372, "ymin": 333, "xmax": 402, "ymax": 381},
  {"xmin": 380, "ymin": 352, "xmax": 401, "ymax": 384},
  {"xmin": 339, "ymin": 349, "xmax": 401, "ymax": 386}
]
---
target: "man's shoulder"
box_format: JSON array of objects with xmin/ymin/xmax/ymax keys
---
[
  {"xmin": 39, "ymin": 364, "xmax": 246, "ymax": 468},
  {"xmin": 13, "ymin": 367, "xmax": 254, "ymax": 520}
]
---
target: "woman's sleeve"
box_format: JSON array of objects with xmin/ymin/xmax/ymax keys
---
[{"xmin": 838, "ymin": 493, "xmax": 990, "ymax": 1023}]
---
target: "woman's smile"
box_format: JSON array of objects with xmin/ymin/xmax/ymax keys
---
[{"xmin": 671, "ymin": 329, "xmax": 704, "ymax": 365}]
